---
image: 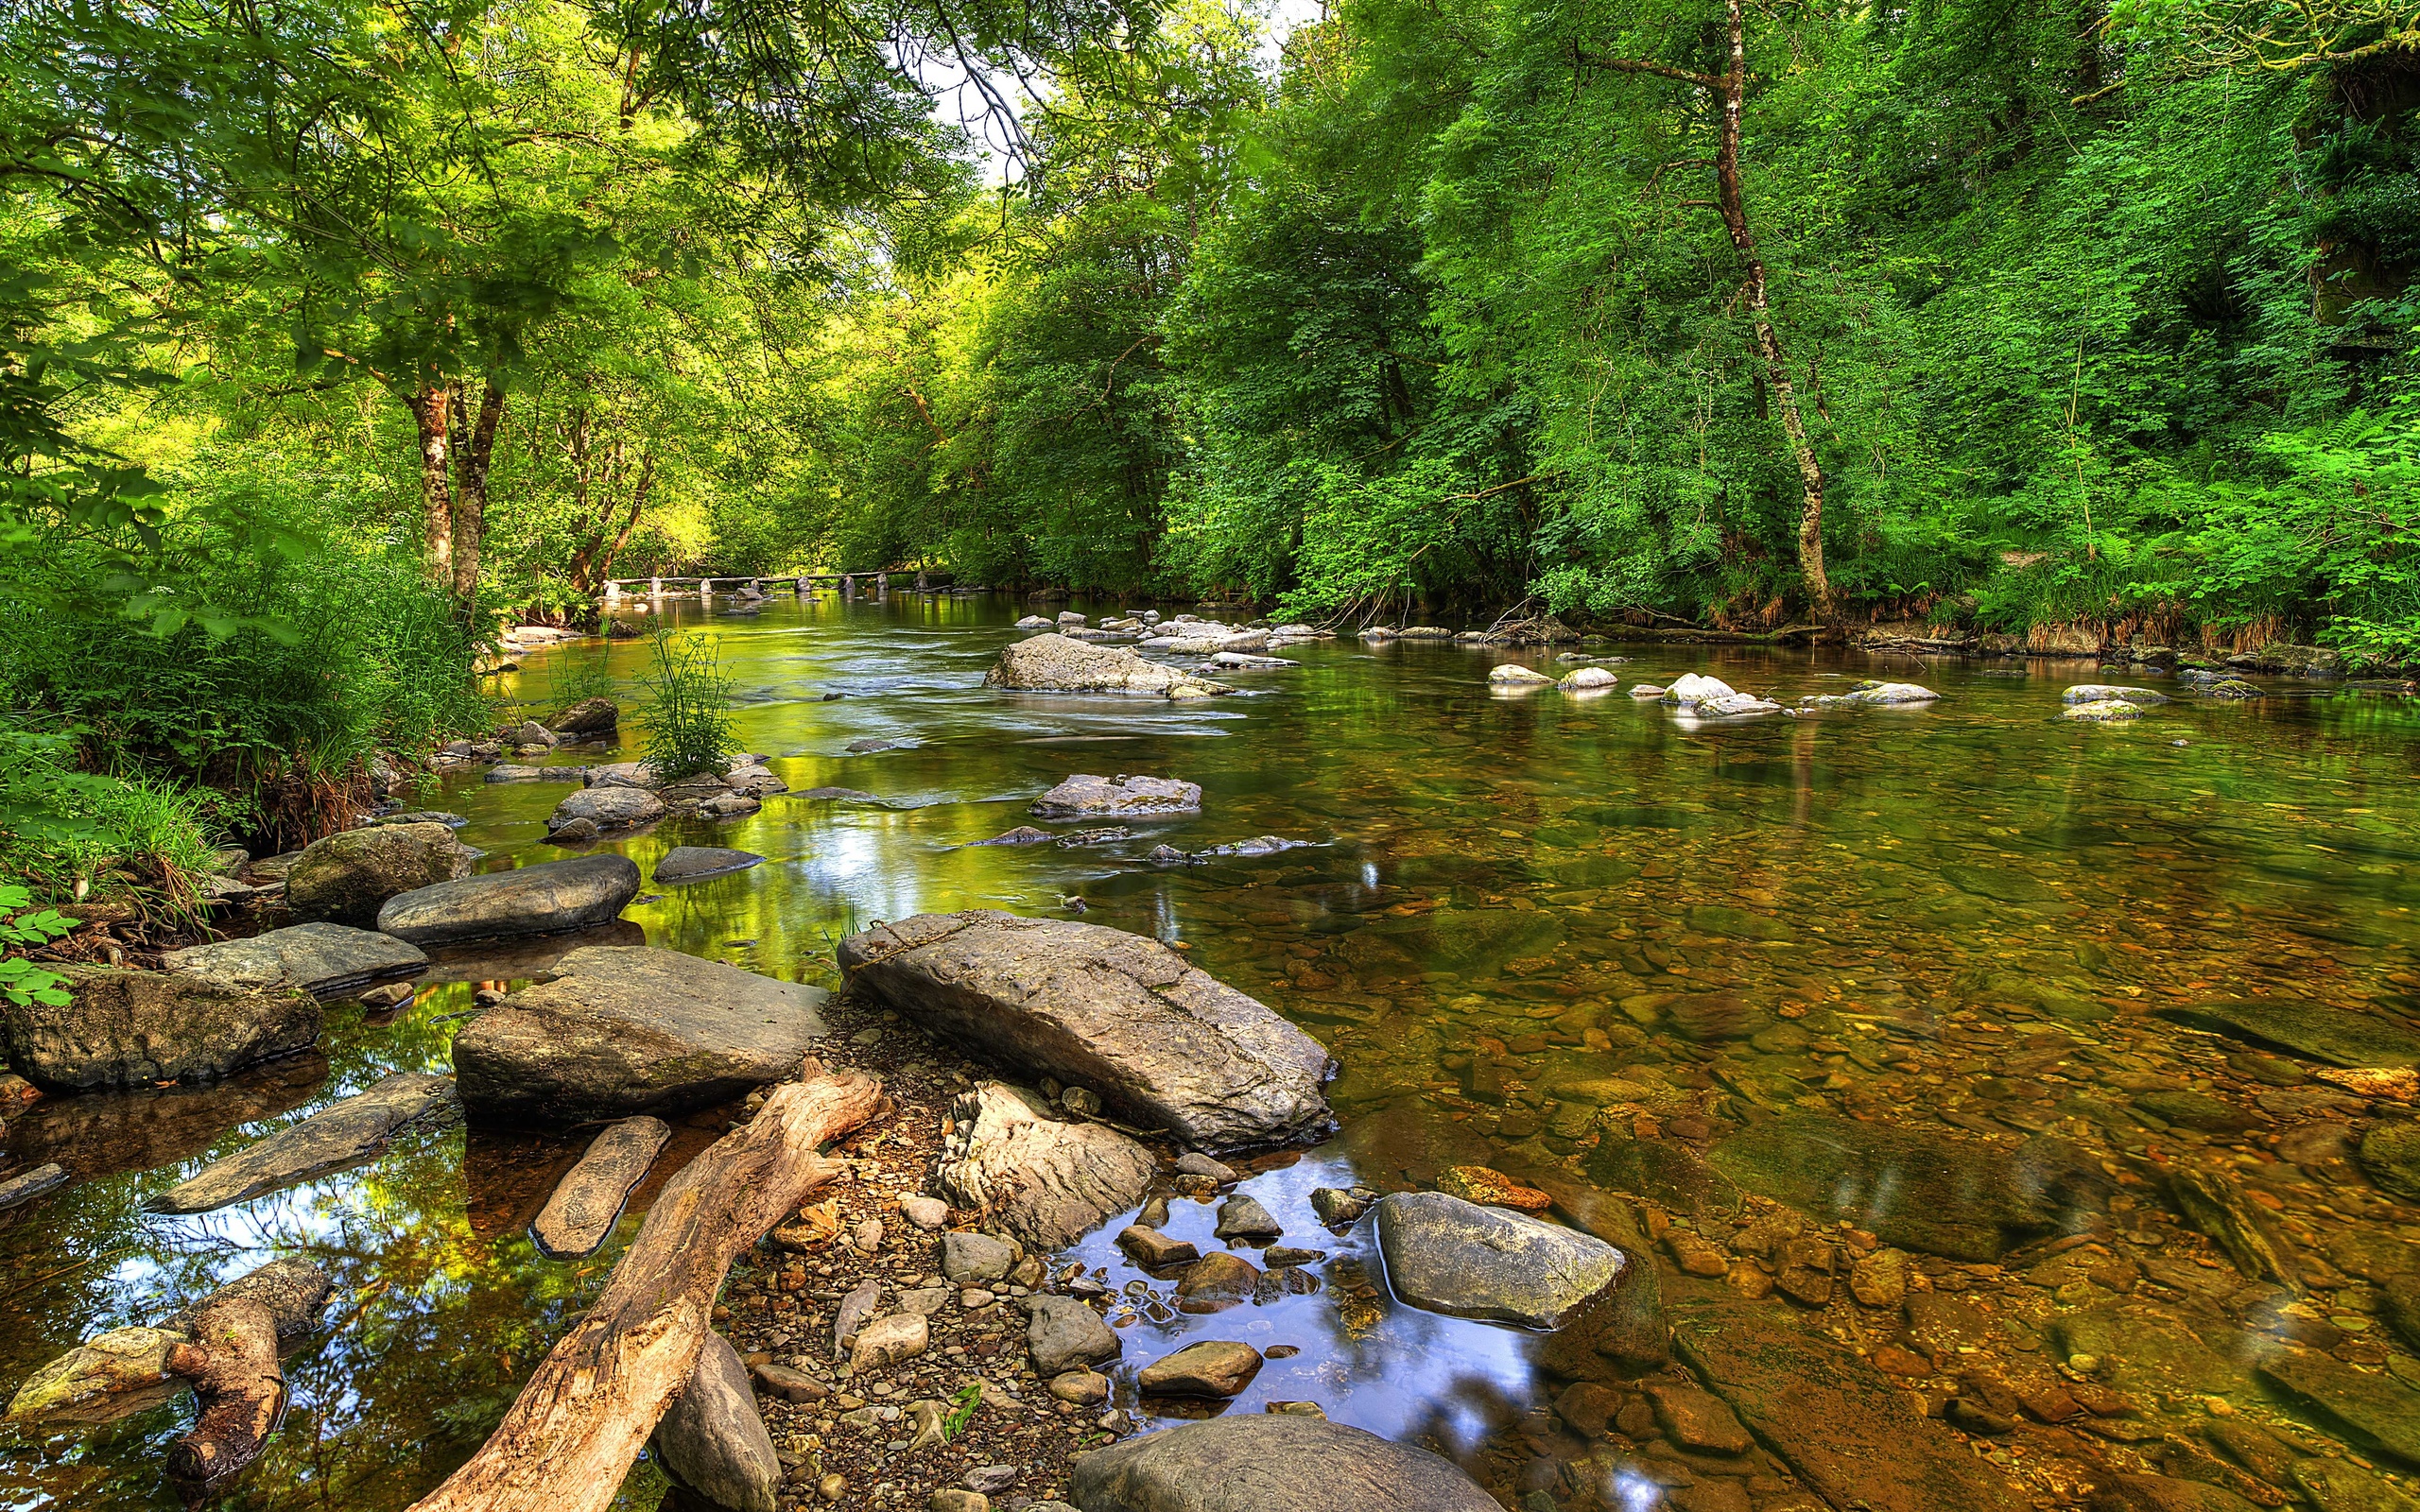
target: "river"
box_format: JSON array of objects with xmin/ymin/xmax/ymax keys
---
[{"xmin": 6, "ymin": 591, "xmax": 2419, "ymax": 1510}]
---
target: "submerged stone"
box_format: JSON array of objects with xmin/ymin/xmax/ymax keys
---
[
  {"xmin": 1029, "ymin": 773, "xmax": 1201, "ymax": 818},
  {"xmin": 2258, "ymin": 1346, "xmax": 2420, "ymax": 1465},
  {"xmin": 150, "ymin": 1072, "xmax": 459, "ymax": 1212},
  {"xmin": 531, "ymin": 1115, "xmax": 671, "ymax": 1257},
  {"xmin": 653, "ymin": 846, "xmax": 764, "ymax": 884},
  {"xmin": 2061, "ymin": 683, "xmax": 2170, "ymax": 705},
  {"xmin": 1374, "ymin": 1191, "xmax": 1624, "ymax": 1330},
  {"xmin": 2160, "ymin": 999, "xmax": 2420, "ymax": 1070}
]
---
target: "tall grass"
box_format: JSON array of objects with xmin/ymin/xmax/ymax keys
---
[{"xmin": 638, "ymin": 626, "xmax": 736, "ymax": 781}]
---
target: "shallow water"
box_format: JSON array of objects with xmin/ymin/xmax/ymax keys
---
[{"xmin": 8, "ymin": 592, "xmax": 2420, "ymax": 1509}]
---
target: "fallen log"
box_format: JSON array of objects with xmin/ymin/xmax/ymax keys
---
[
  {"xmin": 406, "ymin": 1066, "xmax": 882, "ymax": 1512},
  {"xmin": 165, "ymin": 1297, "xmax": 284, "ymax": 1486}
]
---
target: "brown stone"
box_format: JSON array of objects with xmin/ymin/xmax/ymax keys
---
[
  {"xmin": 1118, "ymin": 1226, "xmax": 1200, "ymax": 1268},
  {"xmin": 1175, "ymin": 1251, "xmax": 1261, "ymax": 1312},
  {"xmin": 1137, "ymin": 1340, "xmax": 1263, "ymax": 1398},
  {"xmin": 1436, "ymin": 1165, "xmax": 1552, "ymax": 1213},
  {"xmin": 1646, "ymin": 1383, "xmax": 1754, "ymax": 1454},
  {"xmin": 750, "ymin": 1363, "xmax": 827, "ymax": 1403}
]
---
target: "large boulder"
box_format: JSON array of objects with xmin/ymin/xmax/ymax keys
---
[
  {"xmin": 285, "ymin": 822, "xmax": 475, "ymax": 926},
  {"xmin": 1070, "ymin": 1415, "xmax": 1498, "ymax": 1512},
  {"xmin": 548, "ymin": 696, "xmax": 620, "ymax": 736},
  {"xmin": 450, "ymin": 945, "xmax": 829, "ymax": 1126},
  {"xmin": 838, "ymin": 911, "xmax": 1334, "ymax": 1148},
  {"xmin": 1374, "ymin": 1192, "xmax": 1626, "ymax": 1330},
  {"xmin": 4, "ymin": 966, "xmax": 320, "ymax": 1091},
  {"xmin": 985, "ymin": 633, "xmax": 1235, "ymax": 699},
  {"xmin": 375, "ymin": 854, "xmax": 641, "ymax": 947},
  {"xmin": 651, "ymin": 1332, "xmax": 779, "ymax": 1512},
  {"xmin": 164, "ymin": 922, "xmax": 426, "ymax": 998},
  {"xmin": 1030, "ymin": 774, "xmax": 1202, "ymax": 819},
  {"xmin": 931, "ymin": 1082, "xmax": 1156, "ymax": 1249},
  {"xmin": 1708, "ymin": 1112, "xmax": 2109, "ymax": 1262},
  {"xmin": 149, "ymin": 1072, "xmax": 459, "ymax": 1212}
]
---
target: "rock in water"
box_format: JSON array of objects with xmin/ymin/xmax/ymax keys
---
[
  {"xmin": 653, "ymin": 846, "xmax": 764, "ymax": 884},
  {"xmin": 531, "ymin": 1115, "xmax": 671, "ymax": 1257},
  {"xmin": 838, "ymin": 911, "xmax": 1334, "ymax": 1148},
  {"xmin": 1671, "ymin": 1301, "xmax": 2035, "ymax": 1512},
  {"xmin": 0, "ymin": 1163, "xmax": 68, "ymax": 1210},
  {"xmin": 375, "ymin": 853, "xmax": 641, "ymax": 946},
  {"xmin": 985, "ymin": 633, "xmax": 1235, "ymax": 698},
  {"xmin": 548, "ymin": 696, "xmax": 619, "ymax": 735},
  {"xmin": 545, "ymin": 785, "xmax": 666, "ymax": 837},
  {"xmin": 1707, "ymin": 1113, "xmax": 2108, "ymax": 1262},
  {"xmin": 1069, "ymin": 1415, "xmax": 1498, "ymax": 1512},
  {"xmin": 2363, "ymin": 1123, "xmax": 2420, "ymax": 1202},
  {"xmin": 285, "ymin": 822, "xmax": 475, "ymax": 926},
  {"xmin": 1560, "ymin": 666, "xmax": 1620, "ymax": 691},
  {"xmin": 1374, "ymin": 1192, "xmax": 1625, "ymax": 1330},
  {"xmin": 150, "ymin": 1073, "xmax": 459, "ymax": 1212},
  {"xmin": 650, "ymin": 1332, "xmax": 779, "ymax": 1512},
  {"xmin": 1028, "ymin": 773, "xmax": 1202, "ymax": 818},
  {"xmin": 1488, "ymin": 663, "xmax": 1553, "ymax": 686},
  {"xmin": 2158, "ymin": 999, "xmax": 2420, "ymax": 1070},
  {"xmin": 1661, "ymin": 672, "xmax": 1783, "ymax": 716},
  {"xmin": 164, "ymin": 923, "xmax": 428, "ymax": 999},
  {"xmin": 2063, "ymin": 698, "xmax": 2142, "ymax": 722},
  {"xmin": 6, "ymin": 966, "xmax": 321, "ymax": 1091},
  {"xmin": 1137, "ymin": 1340, "xmax": 1263, "ymax": 1398},
  {"xmin": 931, "ymin": 1083, "xmax": 1155, "ymax": 1249},
  {"xmin": 7, "ymin": 1258, "xmax": 331, "ymax": 1424},
  {"xmin": 2257, "ymin": 1346, "xmax": 2420, "ymax": 1465},
  {"xmin": 1026, "ymin": 1295, "xmax": 1120, "ymax": 1377},
  {"xmin": 2060, "ymin": 683, "xmax": 2170, "ymax": 706},
  {"xmin": 451, "ymin": 945, "xmax": 828, "ymax": 1126}
]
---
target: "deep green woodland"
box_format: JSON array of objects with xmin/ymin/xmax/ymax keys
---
[{"xmin": 2, "ymin": 0, "xmax": 2417, "ymax": 890}]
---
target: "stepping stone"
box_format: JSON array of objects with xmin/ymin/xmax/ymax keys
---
[
  {"xmin": 653, "ymin": 847, "xmax": 764, "ymax": 885},
  {"xmin": 376, "ymin": 853, "xmax": 641, "ymax": 947},
  {"xmin": 164, "ymin": 922, "xmax": 427, "ymax": 998},
  {"xmin": 149, "ymin": 1073, "xmax": 459, "ymax": 1212},
  {"xmin": 531, "ymin": 1116, "xmax": 671, "ymax": 1258},
  {"xmin": 0, "ymin": 1163, "xmax": 67, "ymax": 1210},
  {"xmin": 1138, "ymin": 1340, "xmax": 1263, "ymax": 1398},
  {"xmin": 1374, "ymin": 1192, "xmax": 1622, "ymax": 1330}
]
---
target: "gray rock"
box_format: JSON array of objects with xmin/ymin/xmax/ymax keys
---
[
  {"xmin": 6, "ymin": 966, "xmax": 321, "ymax": 1091},
  {"xmin": 1029, "ymin": 774, "xmax": 1201, "ymax": 818},
  {"xmin": 1214, "ymin": 1194, "xmax": 1281, "ymax": 1240},
  {"xmin": 1559, "ymin": 666, "xmax": 1620, "ymax": 691},
  {"xmin": 1015, "ymin": 615, "xmax": 1054, "ymax": 629},
  {"xmin": 1707, "ymin": 1113, "xmax": 2108, "ymax": 1262},
  {"xmin": 969, "ymin": 826, "xmax": 1053, "ymax": 847},
  {"xmin": 0, "ymin": 1162, "xmax": 67, "ymax": 1210},
  {"xmin": 1069, "ymin": 1415, "xmax": 1497, "ymax": 1512},
  {"xmin": 654, "ymin": 846, "xmax": 764, "ymax": 884},
  {"xmin": 652, "ymin": 1332, "xmax": 778, "ymax": 1512},
  {"xmin": 1661, "ymin": 673, "xmax": 1782, "ymax": 716},
  {"xmin": 2160, "ymin": 999, "xmax": 2420, "ymax": 1069},
  {"xmin": 373, "ymin": 810, "xmax": 468, "ymax": 828},
  {"xmin": 984, "ymin": 634, "xmax": 1235, "ymax": 699},
  {"xmin": 838, "ymin": 911, "xmax": 1333, "ymax": 1149},
  {"xmin": 1310, "ymin": 1187, "xmax": 1374, "ymax": 1225},
  {"xmin": 376, "ymin": 853, "xmax": 641, "ymax": 946},
  {"xmin": 1374, "ymin": 1192, "xmax": 1625, "ymax": 1330},
  {"xmin": 531, "ymin": 1116, "xmax": 671, "ymax": 1257},
  {"xmin": 164, "ymin": 922, "xmax": 427, "ymax": 999},
  {"xmin": 286, "ymin": 823, "xmax": 475, "ymax": 926},
  {"xmin": 1175, "ymin": 1152, "xmax": 1236, "ymax": 1183},
  {"xmin": 150, "ymin": 1072, "xmax": 458, "ymax": 1212},
  {"xmin": 485, "ymin": 763, "xmax": 591, "ymax": 782},
  {"xmin": 931, "ymin": 1083, "xmax": 1155, "ymax": 1249},
  {"xmin": 1800, "ymin": 680, "xmax": 1941, "ymax": 709},
  {"xmin": 2061, "ymin": 684, "xmax": 2170, "ymax": 706},
  {"xmin": 1025, "ymin": 1294, "xmax": 1119, "ymax": 1377},
  {"xmin": 1673, "ymin": 1300, "xmax": 2035, "ymax": 1512},
  {"xmin": 587, "ymin": 762, "xmax": 664, "ymax": 790},
  {"xmin": 547, "ymin": 784, "xmax": 666, "ymax": 835},
  {"xmin": 942, "ymin": 1231, "xmax": 1017, "ymax": 1285},
  {"xmin": 549, "ymin": 696, "xmax": 620, "ymax": 735},
  {"xmin": 1487, "ymin": 663, "xmax": 1553, "ymax": 686},
  {"xmin": 451, "ymin": 945, "xmax": 828, "ymax": 1126}
]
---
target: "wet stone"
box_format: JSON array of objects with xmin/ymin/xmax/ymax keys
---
[
  {"xmin": 1175, "ymin": 1251, "xmax": 1261, "ymax": 1312},
  {"xmin": 1214, "ymin": 1194, "xmax": 1282, "ymax": 1240},
  {"xmin": 1373, "ymin": 1192, "xmax": 1624, "ymax": 1330},
  {"xmin": 2160, "ymin": 1001, "xmax": 2420, "ymax": 1070},
  {"xmin": 1646, "ymin": 1383, "xmax": 1753, "ymax": 1454},
  {"xmin": 1025, "ymin": 1295, "xmax": 1119, "ymax": 1376},
  {"xmin": 1137, "ymin": 1340, "xmax": 1264, "ymax": 1398},
  {"xmin": 151, "ymin": 1072, "xmax": 458, "ymax": 1213},
  {"xmin": 2257, "ymin": 1348, "xmax": 2420, "ymax": 1465},
  {"xmin": 1120, "ymin": 1227, "xmax": 1200, "ymax": 1267},
  {"xmin": 2292, "ymin": 1458, "xmax": 2420, "ymax": 1512}
]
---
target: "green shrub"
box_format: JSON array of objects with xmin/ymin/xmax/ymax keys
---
[
  {"xmin": 637, "ymin": 626, "xmax": 735, "ymax": 782},
  {"xmin": 0, "ymin": 724, "xmax": 216, "ymax": 904}
]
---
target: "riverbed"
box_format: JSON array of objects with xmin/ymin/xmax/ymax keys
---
[{"xmin": 6, "ymin": 592, "xmax": 2420, "ymax": 1510}]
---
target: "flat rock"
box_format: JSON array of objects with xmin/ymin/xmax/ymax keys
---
[
  {"xmin": 2259, "ymin": 1346, "xmax": 2420, "ymax": 1464},
  {"xmin": 2062, "ymin": 684, "xmax": 2170, "ymax": 705},
  {"xmin": 7, "ymin": 966, "xmax": 321, "ymax": 1091},
  {"xmin": 1673, "ymin": 1300, "xmax": 2035, "ymax": 1512},
  {"xmin": 531, "ymin": 1115, "xmax": 671, "ymax": 1257},
  {"xmin": 1176, "ymin": 1251, "xmax": 1261, "ymax": 1311},
  {"xmin": 1137, "ymin": 1340, "xmax": 1262, "ymax": 1398},
  {"xmin": 1645, "ymin": 1382, "xmax": 1753, "ymax": 1454},
  {"xmin": 587, "ymin": 762, "xmax": 665, "ymax": 790},
  {"xmin": 1069, "ymin": 1415, "xmax": 1498, "ymax": 1512},
  {"xmin": 1374, "ymin": 1192, "xmax": 1624, "ymax": 1330},
  {"xmin": 850, "ymin": 1312, "xmax": 928, "ymax": 1372},
  {"xmin": 2160, "ymin": 1000, "xmax": 2420, "ymax": 1069},
  {"xmin": 286, "ymin": 822, "xmax": 475, "ymax": 925},
  {"xmin": 164, "ymin": 922, "xmax": 427, "ymax": 998},
  {"xmin": 549, "ymin": 696, "xmax": 620, "ymax": 735},
  {"xmin": 653, "ymin": 1331, "xmax": 778, "ymax": 1512},
  {"xmin": 969, "ymin": 826, "xmax": 1053, "ymax": 847},
  {"xmin": 2064, "ymin": 698, "xmax": 2142, "ymax": 721},
  {"xmin": 2365, "ymin": 1123, "xmax": 2420, "ymax": 1202},
  {"xmin": 654, "ymin": 846, "xmax": 764, "ymax": 884},
  {"xmin": 1707, "ymin": 1113, "xmax": 2108, "ymax": 1262},
  {"xmin": 547, "ymin": 785, "xmax": 666, "ymax": 836},
  {"xmin": 1026, "ymin": 1295, "xmax": 1119, "ymax": 1376},
  {"xmin": 0, "ymin": 1162, "xmax": 68, "ymax": 1210},
  {"xmin": 929, "ymin": 1082, "xmax": 1155, "ymax": 1249},
  {"xmin": 150, "ymin": 1072, "xmax": 459, "ymax": 1212},
  {"xmin": 2293, "ymin": 1458, "xmax": 2420, "ymax": 1512},
  {"xmin": 452, "ymin": 945, "xmax": 828, "ymax": 1126},
  {"xmin": 942, "ymin": 1231, "xmax": 1017, "ymax": 1285},
  {"xmin": 985, "ymin": 634, "xmax": 1235, "ymax": 699},
  {"xmin": 1560, "ymin": 666, "xmax": 1620, "ymax": 691},
  {"xmin": 1029, "ymin": 774, "xmax": 1201, "ymax": 818},
  {"xmin": 838, "ymin": 911, "xmax": 1334, "ymax": 1149},
  {"xmin": 376, "ymin": 854, "xmax": 642, "ymax": 946},
  {"xmin": 2104, "ymin": 1475, "xmax": 2265, "ymax": 1512},
  {"xmin": 1488, "ymin": 663, "xmax": 1553, "ymax": 686},
  {"xmin": 1119, "ymin": 1227, "xmax": 1200, "ymax": 1267}
]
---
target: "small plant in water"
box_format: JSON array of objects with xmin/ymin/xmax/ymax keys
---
[{"xmin": 638, "ymin": 625, "xmax": 737, "ymax": 782}]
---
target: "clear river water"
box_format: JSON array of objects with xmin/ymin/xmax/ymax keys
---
[{"xmin": 6, "ymin": 591, "xmax": 2420, "ymax": 1511}]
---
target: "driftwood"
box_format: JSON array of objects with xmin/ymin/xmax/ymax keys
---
[
  {"xmin": 406, "ymin": 1066, "xmax": 882, "ymax": 1512},
  {"xmin": 165, "ymin": 1298, "xmax": 284, "ymax": 1486}
]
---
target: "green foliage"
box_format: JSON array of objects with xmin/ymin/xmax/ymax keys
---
[
  {"xmin": 941, "ymin": 1381, "xmax": 982, "ymax": 1442},
  {"xmin": 638, "ymin": 627, "xmax": 737, "ymax": 782},
  {"xmin": 0, "ymin": 882, "xmax": 77, "ymax": 1008},
  {"xmin": 0, "ymin": 726, "xmax": 216, "ymax": 903}
]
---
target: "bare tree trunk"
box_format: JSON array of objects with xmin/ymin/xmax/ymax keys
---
[
  {"xmin": 1708, "ymin": 0, "xmax": 1831, "ymax": 619},
  {"xmin": 453, "ymin": 380, "xmax": 506, "ymax": 611},
  {"xmin": 407, "ymin": 386, "xmax": 455, "ymax": 582},
  {"xmin": 164, "ymin": 1298, "xmax": 284, "ymax": 1487},
  {"xmin": 406, "ymin": 1068, "xmax": 883, "ymax": 1512}
]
